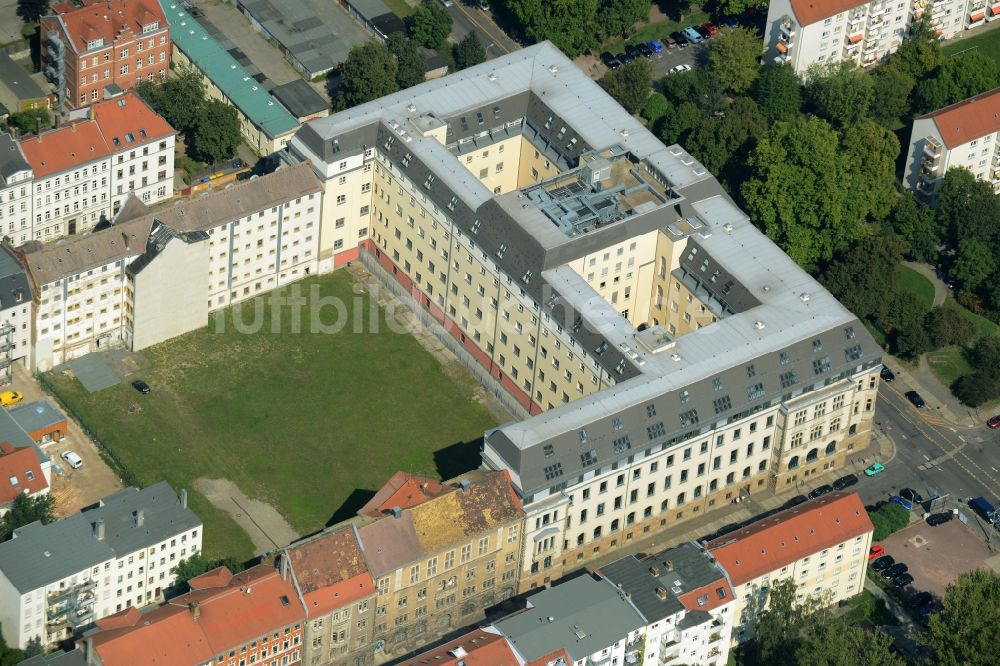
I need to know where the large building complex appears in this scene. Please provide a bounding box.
[40,0,170,109]
[0,482,201,649]
[763,0,987,73]
[289,41,881,594]
[705,491,873,642]
[903,86,1000,197]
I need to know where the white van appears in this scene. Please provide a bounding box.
[61,450,83,469]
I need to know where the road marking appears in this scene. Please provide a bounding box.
[923,454,931,461]
[454,5,511,54]
[959,435,966,442]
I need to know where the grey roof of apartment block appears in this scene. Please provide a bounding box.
[18,648,88,666]
[0,482,200,593]
[0,243,32,310]
[8,398,64,435]
[0,132,31,184]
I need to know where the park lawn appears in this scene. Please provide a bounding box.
[45,272,498,561]
[896,265,935,312]
[843,589,899,627]
[604,10,711,54]
[944,29,1000,68]
[926,345,973,388]
[382,0,417,18]
[946,297,999,339]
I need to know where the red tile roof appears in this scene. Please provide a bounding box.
[0,443,48,504]
[790,0,869,26]
[678,579,734,613]
[399,628,520,666]
[51,0,166,53]
[89,92,175,150]
[284,525,374,617]
[357,470,449,517]
[527,648,573,666]
[706,492,872,587]
[921,86,1000,149]
[90,564,306,666]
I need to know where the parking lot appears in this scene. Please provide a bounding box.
[878,516,996,599]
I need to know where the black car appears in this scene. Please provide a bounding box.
[785,494,808,508]
[832,474,859,491]
[808,484,834,499]
[637,42,654,58]
[132,380,151,395]
[672,31,689,47]
[871,555,895,572]
[880,366,895,382]
[905,390,926,408]
[909,591,933,608]
[884,562,909,579]
[926,511,953,526]
[893,573,915,588]
[600,52,621,69]
[900,488,923,504]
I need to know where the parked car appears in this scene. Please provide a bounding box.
[880,366,895,382]
[833,474,859,490]
[869,544,885,560]
[669,64,692,74]
[647,39,663,53]
[905,390,926,408]
[900,488,923,504]
[672,31,689,47]
[625,44,643,60]
[61,450,83,469]
[909,591,933,608]
[969,496,999,524]
[722,16,740,29]
[893,573,914,588]
[600,52,621,69]
[695,25,712,40]
[884,563,909,579]
[637,42,654,58]
[660,36,677,49]
[0,390,23,406]
[987,414,1000,429]
[864,462,885,477]
[700,22,719,37]
[785,494,808,508]
[683,26,703,43]
[808,484,833,499]
[871,555,895,572]
[891,495,913,511]
[132,380,151,395]
[926,511,953,526]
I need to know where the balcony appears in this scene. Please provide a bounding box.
[47,603,70,621]
[70,607,93,626]
[923,138,943,158]
[780,18,796,39]
[969,9,987,25]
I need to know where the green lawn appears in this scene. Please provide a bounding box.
[927,345,974,388]
[45,272,498,561]
[944,29,1000,68]
[947,297,1000,338]
[604,10,711,55]
[844,589,899,627]
[896,265,936,312]
[383,0,417,18]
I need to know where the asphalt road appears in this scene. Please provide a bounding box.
[447,2,519,59]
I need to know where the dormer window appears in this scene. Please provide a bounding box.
[86,38,104,50]
[142,22,159,33]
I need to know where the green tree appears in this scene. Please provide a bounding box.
[656,100,703,146]
[840,119,899,224]
[871,65,915,126]
[753,63,803,122]
[741,116,861,267]
[134,67,206,134]
[171,553,245,594]
[453,31,486,70]
[925,569,1000,666]
[894,319,932,358]
[0,625,25,666]
[796,619,904,666]
[748,578,825,665]
[709,27,762,94]
[641,93,670,127]
[191,100,241,164]
[387,33,427,88]
[661,68,727,114]
[409,0,453,50]
[925,306,975,349]
[4,107,51,135]
[685,96,768,185]
[889,15,943,81]
[887,192,940,263]
[952,370,1000,407]
[952,238,997,292]
[336,42,399,110]
[0,493,55,542]
[16,0,49,23]
[710,0,767,16]
[596,0,649,42]
[914,51,1000,114]
[936,167,1000,248]
[599,58,652,115]
[503,0,600,56]
[821,235,905,322]
[805,60,874,127]
[868,503,910,541]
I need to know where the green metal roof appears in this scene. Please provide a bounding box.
[158,0,299,140]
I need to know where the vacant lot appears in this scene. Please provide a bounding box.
[46,272,498,561]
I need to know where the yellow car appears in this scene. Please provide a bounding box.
[0,391,23,406]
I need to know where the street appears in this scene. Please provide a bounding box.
[447,2,519,59]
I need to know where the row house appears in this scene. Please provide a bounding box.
[85,564,304,666]
[0,243,33,376]
[0,482,201,649]
[40,0,170,109]
[15,92,175,244]
[903,86,1000,198]
[0,134,34,247]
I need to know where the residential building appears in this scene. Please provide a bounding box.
[353,470,523,663]
[762,0,988,74]
[84,564,305,666]
[40,0,170,109]
[280,525,377,666]
[492,571,646,666]
[17,92,175,242]
[18,649,87,666]
[344,0,407,41]
[21,162,322,371]
[159,0,300,155]
[0,53,50,113]
[705,491,873,643]
[599,542,735,665]
[0,242,33,376]
[397,627,524,666]
[0,133,34,249]
[0,441,49,517]
[288,41,883,594]
[903,86,1000,197]
[0,482,201,649]
[8,398,68,446]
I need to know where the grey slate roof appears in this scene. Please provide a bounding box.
[235,0,354,75]
[0,401,38,449]
[17,649,88,666]
[8,398,65,435]
[0,243,31,310]
[0,132,31,185]
[270,80,330,120]
[0,482,200,593]
[0,52,46,103]
[496,572,644,662]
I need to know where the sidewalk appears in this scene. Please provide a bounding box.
[881,354,982,428]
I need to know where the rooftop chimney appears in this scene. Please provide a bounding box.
[459,479,471,492]
[391,506,402,519]
[189,601,200,620]
[180,488,188,508]
[35,115,41,137]
[122,231,129,250]
[94,518,105,541]
[655,586,668,600]
[134,509,144,528]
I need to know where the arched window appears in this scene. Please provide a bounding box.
[806,448,819,463]
[788,456,799,470]
[825,441,837,455]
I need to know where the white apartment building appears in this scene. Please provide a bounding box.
[0,133,34,245]
[0,482,201,649]
[705,491,873,643]
[0,244,32,376]
[22,163,322,371]
[903,86,1000,197]
[763,0,986,73]
[16,92,174,244]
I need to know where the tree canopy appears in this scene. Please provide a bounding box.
[3,108,51,135]
[0,493,55,542]
[709,27,762,94]
[753,63,803,122]
[336,42,399,110]
[925,569,1000,666]
[821,235,905,323]
[598,58,653,115]
[135,67,205,133]
[805,60,874,127]
[191,99,241,164]
[16,0,50,23]
[387,33,427,89]
[796,619,904,666]
[501,0,648,56]
[0,626,24,666]
[453,32,487,70]
[914,51,1000,114]
[409,0,453,50]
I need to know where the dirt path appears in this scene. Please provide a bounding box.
[193,478,300,555]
